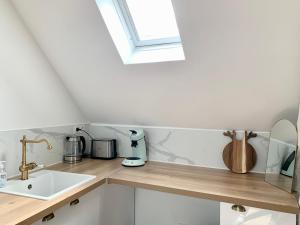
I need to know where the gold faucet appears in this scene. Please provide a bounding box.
[19,135,52,180]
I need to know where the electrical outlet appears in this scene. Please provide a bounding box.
[72,125,85,134]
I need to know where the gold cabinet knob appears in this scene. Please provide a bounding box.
[232,204,246,212]
[42,212,55,222]
[70,198,80,206]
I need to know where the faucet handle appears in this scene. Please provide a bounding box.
[27,162,38,170]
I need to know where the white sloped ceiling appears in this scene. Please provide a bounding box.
[12,0,300,130]
[0,0,86,131]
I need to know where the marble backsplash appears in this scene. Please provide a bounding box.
[0,122,271,177]
[0,124,87,177]
[88,124,270,173]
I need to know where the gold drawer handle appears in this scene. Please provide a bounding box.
[70,198,80,206]
[42,212,55,222]
[232,204,246,212]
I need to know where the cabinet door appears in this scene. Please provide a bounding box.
[220,202,296,225]
[32,186,103,225]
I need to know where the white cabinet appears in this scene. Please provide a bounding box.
[32,186,103,225]
[220,202,296,225]
[31,184,134,225]
[135,188,219,225]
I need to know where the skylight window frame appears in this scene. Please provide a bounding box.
[96,0,185,64]
[115,0,182,47]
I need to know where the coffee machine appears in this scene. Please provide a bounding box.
[122,129,147,167]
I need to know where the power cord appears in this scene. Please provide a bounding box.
[76,128,94,140]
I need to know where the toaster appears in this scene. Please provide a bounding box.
[91,139,117,159]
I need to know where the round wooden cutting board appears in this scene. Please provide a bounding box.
[223,131,257,174]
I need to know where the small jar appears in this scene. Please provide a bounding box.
[0,161,7,188]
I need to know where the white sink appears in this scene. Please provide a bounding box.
[0,170,96,200]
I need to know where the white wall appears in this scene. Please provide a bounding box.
[12,0,300,130]
[0,0,86,131]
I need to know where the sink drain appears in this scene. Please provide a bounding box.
[27,184,32,190]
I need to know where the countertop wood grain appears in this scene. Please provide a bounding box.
[108,161,299,214]
[0,159,298,225]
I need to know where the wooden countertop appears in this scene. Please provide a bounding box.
[108,161,299,214]
[0,159,299,225]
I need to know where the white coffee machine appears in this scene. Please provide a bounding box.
[122,129,147,167]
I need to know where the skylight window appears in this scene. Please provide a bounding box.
[96,0,185,64]
[118,0,181,46]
